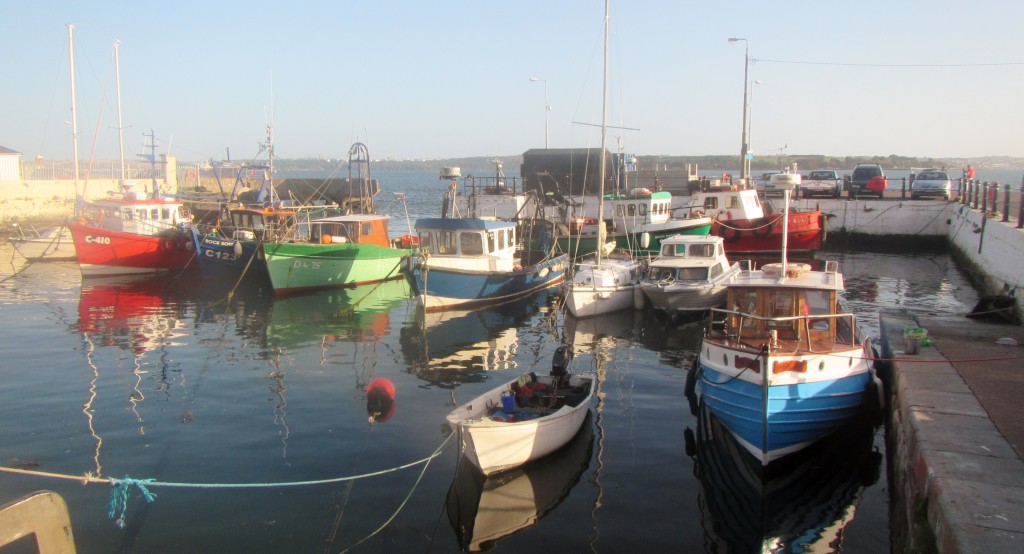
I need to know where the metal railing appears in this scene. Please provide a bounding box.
[958,178,1024,229]
[20,159,166,181]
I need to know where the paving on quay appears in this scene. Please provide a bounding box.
[879,309,1024,552]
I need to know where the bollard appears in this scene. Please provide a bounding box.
[973,180,981,209]
[982,182,989,213]
[1003,184,1011,223]
[958,177,966,204]
[1018,181,1024,229]
[901,176,907,199]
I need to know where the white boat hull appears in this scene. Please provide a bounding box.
[447,373,594,475]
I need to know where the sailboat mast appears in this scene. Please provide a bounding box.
[114,40,126,181]
[596,0,610,265]
[67,24,81,195]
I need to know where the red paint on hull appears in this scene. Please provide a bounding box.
[70,222,194,276]
[713,211,824,254]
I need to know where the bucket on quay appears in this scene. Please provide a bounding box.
[501,391,516,413]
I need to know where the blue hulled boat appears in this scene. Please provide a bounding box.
[409,217,569,312]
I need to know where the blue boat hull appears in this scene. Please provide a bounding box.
[410,254,569,311]
[189,227,269,282]
[697,365,873,465]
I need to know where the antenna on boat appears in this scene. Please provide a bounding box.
[769,169,800,277]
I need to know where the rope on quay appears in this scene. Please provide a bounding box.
[0,433,453,528]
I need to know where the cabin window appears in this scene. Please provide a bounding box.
[689,243,715,258]
[732,289,758,330]
[136,209,147,220]
[703,197,718,210]
[677,267,708,281]
[487,232,496,254]
[767,291,794,330]
[800,289,832,331]
[660,244,674,257]
[162,208,171,220]
[726,196,741,209]
[616,205,624,217]
[709,264,723,279]
[651,268,675,281]
[361,223,373,237]
[627,204,636,217]
[418,231,433,253]
[497,230,505,250]
[638,204,647,216]
[438,231,457,255]
[461,232,483,256]
[506,228,515,249]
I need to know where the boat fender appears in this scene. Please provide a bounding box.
[752,218,773,239]
[321,234,333,244]
[719,224,741,242]
[641,231,651,249]
[690,210,704,219]
[233,241,243,257]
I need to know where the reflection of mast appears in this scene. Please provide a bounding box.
[589,340,608,549]
[81,333,103,478]
[268,352,289,460]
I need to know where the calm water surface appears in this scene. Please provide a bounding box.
[0,173,981,552]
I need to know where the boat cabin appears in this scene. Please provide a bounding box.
[682,189,765,221]
[414,217,519,272]
[80,194,190,236]
[716,262,856,352]
[308,214,392,247]
[226,207,297,241]
[573,190,673,233]
[649,236,731,282]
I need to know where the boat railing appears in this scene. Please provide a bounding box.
[708,307,859,351]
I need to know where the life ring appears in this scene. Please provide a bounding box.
[719,224,742,242]
[400,234,418,248]
[690,210,704,219]
[751,218,773,239]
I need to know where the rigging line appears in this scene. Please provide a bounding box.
[0,433,453,489]
[752,57,1024,67]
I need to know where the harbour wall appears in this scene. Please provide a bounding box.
[799,196,1023,321]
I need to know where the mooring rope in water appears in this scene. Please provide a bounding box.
[0,433,453,528]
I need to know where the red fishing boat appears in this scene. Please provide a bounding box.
[70,185,194,276]
[683,188,825,255]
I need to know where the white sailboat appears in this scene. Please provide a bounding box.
[564,0,645,318]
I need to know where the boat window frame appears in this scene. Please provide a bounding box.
[460,231,484,256]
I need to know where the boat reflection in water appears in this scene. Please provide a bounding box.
[402,292,554,387]
[562,307,642,354]
[446,412,594,551]
[686,402,882,552]
[263,277,412,351]
[77,274,185,356]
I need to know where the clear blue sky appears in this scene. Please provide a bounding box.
[4,1,1023,163]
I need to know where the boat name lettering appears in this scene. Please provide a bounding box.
[205,238,235,247]
[291,260,322,270]
[85,235,112,245]
[204,250,238,261]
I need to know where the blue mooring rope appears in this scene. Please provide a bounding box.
[106,476,157,528]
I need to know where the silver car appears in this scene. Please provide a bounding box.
[911,169,951,200]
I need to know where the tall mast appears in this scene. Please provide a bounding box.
[114,40,126,181]
[67,24,81,196]
[596,0,610,265]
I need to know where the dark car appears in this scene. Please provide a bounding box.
[850,164,887,199]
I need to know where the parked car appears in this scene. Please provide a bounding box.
[754,172,782,196]
[910,169,952,200]
[799,170,842,198]
[850,164,887,198]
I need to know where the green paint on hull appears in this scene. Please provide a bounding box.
[264,242,413,292]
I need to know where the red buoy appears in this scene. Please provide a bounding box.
[366,377,396,423]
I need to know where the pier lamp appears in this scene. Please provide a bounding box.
[529,77,550,149]
[728,38,750,181]
[747,80,761,180]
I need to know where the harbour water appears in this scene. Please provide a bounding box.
[0,170,983,552]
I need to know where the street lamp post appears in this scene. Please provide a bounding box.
[747,80,761,179]
[529,77,549,148]
[728,38,749,181]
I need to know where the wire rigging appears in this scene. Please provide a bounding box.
[752,57,1024,67]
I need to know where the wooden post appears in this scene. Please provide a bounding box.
[901,176,907,199]
[981,182,989,213]
[1018,181,1024,229]
[973,180,980,209]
